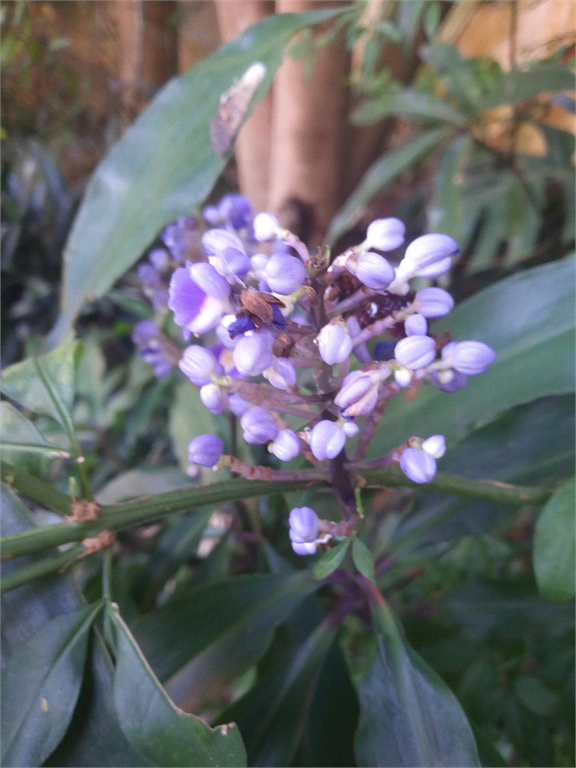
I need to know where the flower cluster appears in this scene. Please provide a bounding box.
[135,194,496,555]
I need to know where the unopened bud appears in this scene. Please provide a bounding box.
[399,447,437,484]
[310,420,346,460]
[318,323,353,365]
[188,434,224,467]
[394,335,436,369]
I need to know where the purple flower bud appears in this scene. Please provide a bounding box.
[342,421,360,437]
[310,420,346,460]
[264,254,306,295]
[211,247,251,283]
[132,320,160,345]
[416,257,453,279]
[229,393,252,417]
[217,193,253,229]
[318,324,353,365]
[442,341,496,376]
[366,218,406,251]
[233,332,274,377]
[422,434,446,459]
[250,253,269,280]
[404,313,428,336]
[335,371,375,416]
[179,345,217,386]
[354,251,396,290]
[269,429,301,461]
[265,358,297,390]
[253,212,280,242]
[414,287,454,318]
[241,406,278,445]
[201,228,244,257]
[429,368,468,392]
[335,371,370,406]
[188,434,224,467]
[161,217,198,262]
[168,266,228,334]
[138,262,161,287]
[203,205,221,226]
[403,234,459,272]
[394,335,436,369]
[292,541,317,556]
[399,447,437,484]
[149,248,171,272]
[288,506,319,543]
[200,383,227,415]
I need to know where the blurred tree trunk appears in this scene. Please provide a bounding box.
[115,0,178,129]
[267,0,351,247]
[214,0,275,213]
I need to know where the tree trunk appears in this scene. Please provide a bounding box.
[268,0,351,247]
[214,0,275,212]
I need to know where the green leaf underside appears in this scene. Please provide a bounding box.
[534,476,576,602]
[368,256,575,458]
[132,572,319,713]
[327,127,447,244]
[354,600,480,767]
[313,539,350,579]
[0,342,80,424]
[110,608,247,767]
[1,602,102,768]
[49,7,348,345]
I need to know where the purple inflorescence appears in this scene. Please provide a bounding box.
[135,196,497,556]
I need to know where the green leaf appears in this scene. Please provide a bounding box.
[352,538,376,582]
[244,620,337,767]
[0,401,69,475]
[390,395,575,554]
[327,127,448,244]
[353,89,466,127]
[480,64,575,110]
[514,674,558,717]
[110,607,247,767]
[48,7,349,345]
[313,538,350,579]
[1,484,144,767]
[354,599,480,767]
[368,256,576,458]
[534,476,575,602]
[132,572,319,711]
[169,378,226,472]
[1,602,102,767]
[0,341,80,425]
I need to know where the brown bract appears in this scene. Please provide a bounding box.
[240,290,285,326]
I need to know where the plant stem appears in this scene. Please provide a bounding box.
[0,544,85,594]
[1,460,554,559]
